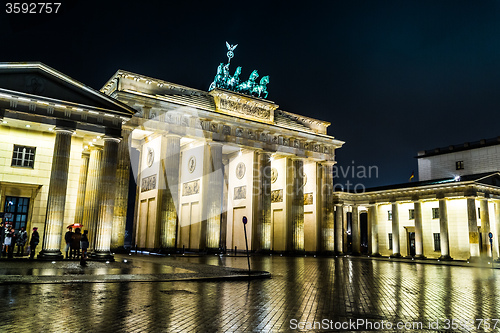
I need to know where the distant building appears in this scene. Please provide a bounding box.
[334,138,500,261]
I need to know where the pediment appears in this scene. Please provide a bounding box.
[0,62,135,117]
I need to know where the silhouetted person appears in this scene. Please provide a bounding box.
[71,228,82,259]
[80,230,89,266]
[16,227,27,256]
[64,226,73,259]
[6,227,16,258]
[29,227,39,260]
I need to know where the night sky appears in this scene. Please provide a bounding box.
[2,0,500,188]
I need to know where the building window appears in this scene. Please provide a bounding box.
[432,208,439,219]
[388,233,393,250]
[11,145,36,168]
[409,209,415,220]
[456,161,464,170]
[388,210,392,221]
[433,233,441,251]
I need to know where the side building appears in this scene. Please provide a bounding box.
[334,137,500,261]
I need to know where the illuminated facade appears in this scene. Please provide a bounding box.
[333,139,500,261]
[0,62,344,259]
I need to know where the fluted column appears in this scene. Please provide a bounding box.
[82,146,103,250]
[494,201,500,260]
[220,157,229,252]
[111,129,131,249]
[92,136,120,260]
[201,142,223,251]
[439,198,452,260]
[321,162,335,252]
[467,197,480,260]
[158,134,181,249]
[38,127,74,260]
[480,198,491,257]
[291,158,304,252]
[351,205,361,255]
[253,151,271,251]
[335,204,343,254]
[414,200,424,258]
[73,151,90,226]
[391,202,401,257]
[368,204,379,256]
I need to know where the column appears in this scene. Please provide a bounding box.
[494,201,500,260]
[82,146,103,250]
[201,142,223,251]
[414,200,425,258]
[368,204,379,256]
[480,198,491,257]
[334,204,344,254]
[111,129,132,249]
[439,198,452,260]
[467,197,480,260]
[38,127,74,260]
[351,205,361,255]
[253,151,271,251]
[391,202,401,257]
[220,157,229,252]
[73,151,90,226]
[158,134,181,249]
[321,162,335,253]
[291,158,304,251]
[92,136,120,260]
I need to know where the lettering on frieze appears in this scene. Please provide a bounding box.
[219,99,271,121]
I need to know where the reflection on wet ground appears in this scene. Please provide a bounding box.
[1,255,499,332]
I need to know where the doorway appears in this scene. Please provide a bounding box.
[3,196,30,230]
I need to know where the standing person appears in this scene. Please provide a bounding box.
[16,227,27,256]
[4,226,13,257]
[80,230,89,266]
[29,227,39,260]
[0,222,4,256]
[64,226,73,259]
[71,228,82,260]
[7,227,16,259]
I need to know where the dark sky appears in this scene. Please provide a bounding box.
[2,0,500,188]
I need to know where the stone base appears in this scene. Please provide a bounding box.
[467,256,481,263]
[110,246,130,254]
[438,255,453,261]
[390,253,402,258]
[90,251,115,262]
[370,253,381,257]
[37,250,64,261]
[414,254,426,259]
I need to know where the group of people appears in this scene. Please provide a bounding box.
[0,223,90,260]
[64,227,90,260]
[0,223,39,259]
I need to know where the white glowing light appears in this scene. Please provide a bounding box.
[454,176,461,181]
[25,124,30,128]
[105,261,110,264]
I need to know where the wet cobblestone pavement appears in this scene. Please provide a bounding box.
[1,255,500,332]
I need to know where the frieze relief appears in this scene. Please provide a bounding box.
[141,175,157,193]
[182,179,200,196]
[304,193,313,205]
[271,189,283,203]
[234,185,246,200]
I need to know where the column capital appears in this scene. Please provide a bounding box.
[164,133,182,139]
[54,127,75,134]
[208,140,224,147]
[103,135,121,143]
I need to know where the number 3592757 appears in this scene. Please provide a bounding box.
[6,3,61,14]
